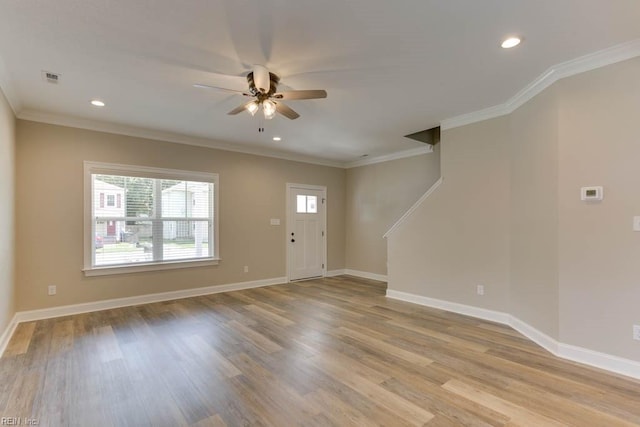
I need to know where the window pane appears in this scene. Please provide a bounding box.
[163,220,210,260]
[296,195,307,213]
[161,180,187,217]
[307,196,317,213]
[94,177,126,217]
[125,177,155,218]
[95,221,152,266]
[186,181,212,218]
[88,165,217,271]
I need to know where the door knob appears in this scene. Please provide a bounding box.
[291,239,295,243]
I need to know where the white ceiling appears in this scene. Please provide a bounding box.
[1,0,639,165]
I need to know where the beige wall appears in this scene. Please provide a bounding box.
[509,86,559,338]
[345,147,440,275]
[15,121,345,310]
[558,59,640,358]
[0,87,15,334]
[388,57,640,361]
[388,117,511,313]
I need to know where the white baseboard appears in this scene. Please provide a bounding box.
[0,314,18,357]
[508,313,559,355]
[385,288,640,380]
[557,343,640,380]
[386,289,510,324]
[12,276,287,324]
[326,269,346,277]
[343,269,388,282]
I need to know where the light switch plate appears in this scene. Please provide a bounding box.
[270,218,281,226]
[633,217,640,232]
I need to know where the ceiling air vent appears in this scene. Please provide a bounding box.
[41,71,60,84]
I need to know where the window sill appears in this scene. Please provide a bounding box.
[83,258,220,277]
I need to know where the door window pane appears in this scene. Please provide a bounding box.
[307,196,317,213]
[297,195,307,213]
[297,195,318,213]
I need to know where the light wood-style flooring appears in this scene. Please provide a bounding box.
[1,276,640,426]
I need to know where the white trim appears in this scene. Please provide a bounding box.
[326,269,347,277]
[345,146,433,169]
[385,289,640,380]
[13,277,287,324]
[557,343,640,380]
[83,161,219,274]
[6,40,640,165]
[508,314,559,355]
[441,38,640,130]
[17,109,432,170]
[386,289,510,324]
[17,110,344,169]
[0,315,19,357]
[286,183,328,282]
[84,161,220,182]
[384,177,443,238]
[0,54,20,115]
[83,258,220,277]
[344,269,388,283]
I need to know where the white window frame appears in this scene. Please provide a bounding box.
[83,161,220,276]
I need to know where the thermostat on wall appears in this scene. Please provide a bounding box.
[581,186,603,201]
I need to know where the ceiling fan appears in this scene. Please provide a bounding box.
[194,65,327,120]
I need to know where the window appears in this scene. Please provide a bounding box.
[84,162,219,275]
[296,195,318,213]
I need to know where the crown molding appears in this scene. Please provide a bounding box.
[17,109,346,168]
[0,54,21,115]
[441,38,640,130]
[345,146,433,169]
[18,109,434,169]
[8,39,640,165]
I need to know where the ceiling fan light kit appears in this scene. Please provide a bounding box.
[262,100,277,120]
[195,65,327,121]
[246,101,259,116]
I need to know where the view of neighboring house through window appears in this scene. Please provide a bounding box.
[85,162,218,273]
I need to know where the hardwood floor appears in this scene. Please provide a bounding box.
[1,276,640,426]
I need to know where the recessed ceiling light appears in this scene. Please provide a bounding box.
[90,99,105,107]
[272,136,282,141]
[501,37,522,49]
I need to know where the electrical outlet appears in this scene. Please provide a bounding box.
[633,325,640,341]
[243,266,249,273]
[476,284,484,296]
[48,285,57,296]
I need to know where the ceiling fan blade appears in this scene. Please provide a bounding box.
[275,102,300,120]
[272,90,327,100]
[193,83,251,96]
[228,101,254,115]
[253,65,270,93]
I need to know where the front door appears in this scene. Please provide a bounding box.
[287,184,326,281]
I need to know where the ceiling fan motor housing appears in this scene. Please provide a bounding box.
[247,71,280,98]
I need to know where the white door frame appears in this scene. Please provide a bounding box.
[286,183,327,282]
